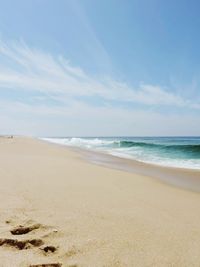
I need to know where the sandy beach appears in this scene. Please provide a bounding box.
[1,137,200,267]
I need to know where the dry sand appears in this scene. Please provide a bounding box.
[0,137,200,267]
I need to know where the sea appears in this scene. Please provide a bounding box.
[42,136,200,170]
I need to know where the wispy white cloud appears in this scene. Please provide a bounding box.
[0,39,199,110]
[0,39,200,136]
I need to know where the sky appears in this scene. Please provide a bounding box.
[0,0,200,136]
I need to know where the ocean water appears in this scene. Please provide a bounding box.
[42,137,200,170]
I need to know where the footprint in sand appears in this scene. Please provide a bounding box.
[0,238,43,250]
[0,220,63,266]
[40,245,57,253]
[10,223,41,235]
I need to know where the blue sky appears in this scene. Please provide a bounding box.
[0,0,200,136]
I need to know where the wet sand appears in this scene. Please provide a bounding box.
[0,137,200,266]
[75,147,200,192]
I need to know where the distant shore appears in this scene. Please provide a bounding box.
[1,136,200,266]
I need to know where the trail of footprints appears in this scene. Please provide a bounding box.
[0,220,63,267]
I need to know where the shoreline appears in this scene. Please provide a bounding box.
[41,139,200,193]
[41,136,200,170]
[1,137,200,266]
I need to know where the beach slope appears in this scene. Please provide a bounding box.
[0,137,200,266]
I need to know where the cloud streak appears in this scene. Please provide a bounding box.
[0,39,199,110]
[0,39,200,136]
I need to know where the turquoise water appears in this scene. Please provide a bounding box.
[42,137,200,169]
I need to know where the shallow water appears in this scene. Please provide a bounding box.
[41,136,200,170]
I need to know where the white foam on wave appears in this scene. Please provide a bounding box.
[41,137,200,170]
[41,137,114,148]
[108,150,200,169]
